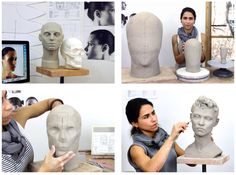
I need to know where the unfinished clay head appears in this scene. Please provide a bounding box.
[126,12,162,78]
[61,38,86,69]
[184,38,201,73]
[220,47,228,64]
[39,22,64,68]
[185,96,222,158]
[47,105,81,171]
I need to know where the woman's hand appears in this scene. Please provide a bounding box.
[38,145,75,172]
[169,122,188,141]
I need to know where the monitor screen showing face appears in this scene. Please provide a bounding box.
[2,40,30,83]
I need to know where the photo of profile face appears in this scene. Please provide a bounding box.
[2,47,18,79]
[85,2,115,26]
[47,105,81,157]
[39,22,64,51]
[84,30,114,60]
[190,98,219,137]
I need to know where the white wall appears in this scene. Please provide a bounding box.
[7,85,118,161]
[2,1,114,83]
[122,0,206,68]
[122,85,235,172]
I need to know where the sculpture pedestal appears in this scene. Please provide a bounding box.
[176,67,210,83]
[177,154,229,172]
[30,161,102,172]
[208,59,234,78]
[36,66,89,83]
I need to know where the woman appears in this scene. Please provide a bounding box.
[2,90,75,172]
[172,7,206,68]
[2,47,18,80]
[125,98,188,172]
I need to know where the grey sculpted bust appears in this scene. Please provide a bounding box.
[184,38,201,73]
[47,105,82,171]
[60,37,86,69]
[185,96,222,158]
[39,22,64,68]
[126,12,162,78]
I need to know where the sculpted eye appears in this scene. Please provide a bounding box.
[44,32,50,37]
[54,32,61,37]
[49,127,59,134]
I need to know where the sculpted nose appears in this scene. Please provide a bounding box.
[198,117,205,125]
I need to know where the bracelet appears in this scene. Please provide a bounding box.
[49,99,64,110]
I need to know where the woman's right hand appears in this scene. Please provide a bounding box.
[169,122,188,141]
[38,145,75,172]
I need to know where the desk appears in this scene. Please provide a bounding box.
[122,67,234,83]
[177,155,229,172]
[36,66,89,83]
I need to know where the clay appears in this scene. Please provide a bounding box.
[126,12,162,78]
[39,22,64,68]
[184,39,201,73]
[47,105,81,171]
[185,96,222,158]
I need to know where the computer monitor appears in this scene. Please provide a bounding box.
[2,40,30,83]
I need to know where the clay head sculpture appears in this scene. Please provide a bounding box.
[60,38,86,69]
[39,22,64,68]
[126,12,162,78]
[185,96,222,158]
[184,38,201,73]
[47,105,81,171]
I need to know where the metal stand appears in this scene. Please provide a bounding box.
[60,77,64,84]
[202,164,206,172]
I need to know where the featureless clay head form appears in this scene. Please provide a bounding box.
[47,105,81,171]
[184,38,201,73]
[126,12,162,78]
[61,38,86,69]
[39,22,64,68]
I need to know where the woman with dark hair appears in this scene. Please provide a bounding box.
[2,47,18,80]
[84,29,114,60]
[125,98,188,172]
[172,7,206,68]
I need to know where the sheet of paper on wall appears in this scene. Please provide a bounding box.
[91,126,115,156]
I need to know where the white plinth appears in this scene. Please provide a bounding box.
[208,59,234,69]
[176,67,210,82]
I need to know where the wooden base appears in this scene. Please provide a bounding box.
[177,154,230,165]
[30,161,102,172]
[36,66,89,77]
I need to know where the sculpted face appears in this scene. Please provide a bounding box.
[39,22,64,51]
[191,106,218,137]
[47,105,81,157]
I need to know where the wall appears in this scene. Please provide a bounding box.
[122,0,206,68]
[122,85,235,172]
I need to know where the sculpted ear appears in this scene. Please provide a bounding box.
[39,34,42,41]
[214,118,219,127]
